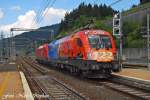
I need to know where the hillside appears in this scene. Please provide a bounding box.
[57,2,150,48]
[58,3,116,37]
[15,23,60,41]
[0,24,60,56]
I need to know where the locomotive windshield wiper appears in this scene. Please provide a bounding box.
[98,36,104,49]
[100,35,112,49]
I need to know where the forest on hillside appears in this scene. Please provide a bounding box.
[59,3,117,34]
[56,2,148,48]
[140,0,150,4]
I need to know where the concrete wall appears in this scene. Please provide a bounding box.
[123,48,147,59]
[123,7,150,23]
[105,6,150,26]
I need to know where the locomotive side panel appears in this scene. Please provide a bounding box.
[48,41,59,59]
[35,44,48,62]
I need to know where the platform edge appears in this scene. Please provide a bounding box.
[19,71,34,100]
[113,73,150,83]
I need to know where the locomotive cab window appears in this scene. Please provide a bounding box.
[101,36,112,48]
[88,35,112,49]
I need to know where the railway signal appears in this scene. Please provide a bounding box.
[113,13,122,70]
[113,13,121,36]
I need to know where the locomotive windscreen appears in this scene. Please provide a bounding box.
[88,35,112,49]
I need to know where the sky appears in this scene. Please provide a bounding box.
[0,0,140,36]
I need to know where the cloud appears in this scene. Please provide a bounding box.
[0,7,67,36]
[10,6,21,11]
[0,8,4,19]
[42,7,66,25]
[0,10,37,36]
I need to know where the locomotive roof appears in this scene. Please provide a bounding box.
[82,29,110,35]
[37,43,48,49]
[47,29,111,46]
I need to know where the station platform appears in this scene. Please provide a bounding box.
[0,62,30,100]
[113,68,150,81]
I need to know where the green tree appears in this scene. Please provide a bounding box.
[140,0,150,4]
[122,20,145,47]
[59,3,116,33]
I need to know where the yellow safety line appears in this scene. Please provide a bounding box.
[0,72,10,99]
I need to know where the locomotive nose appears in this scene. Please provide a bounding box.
[88,50,114,62]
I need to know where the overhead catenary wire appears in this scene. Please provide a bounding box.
[31,0,50,26]
[36,0,53,24]
[38,0,57,25]
[31,0,52,26]
[109,0,124,6]
[92,0,124,7]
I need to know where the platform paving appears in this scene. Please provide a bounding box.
[0,62,25,100]
[114,68,150,81]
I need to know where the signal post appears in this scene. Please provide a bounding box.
[147,14,150,70]
[113,13,123,70]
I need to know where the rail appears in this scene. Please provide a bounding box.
[21,57,87,100]
[100,74,150,100]
[20,59,50,100]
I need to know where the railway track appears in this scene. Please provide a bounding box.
[97,74,150,100]
[123,63,147,69]
[20,59,51,100]
[20,57,87,100]
[21,57,150,100]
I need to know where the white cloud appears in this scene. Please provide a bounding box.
[0,7,67,36]
[0,8,4,19]
[10,6,21,11]
[42,7,66,25]
[0,10,37,36]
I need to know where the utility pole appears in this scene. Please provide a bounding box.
[113,12,122,70]
[0,32,5,62]
[0,32,3,61]
[120,13,123,70]
[51,30,54,41]
[6,34,9,59]
[10,30,16,61]
[147,13,150,70]
[2,33,6,60]
[8,34,11,58]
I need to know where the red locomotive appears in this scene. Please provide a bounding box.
[35,29,120,78]
[35,43,48,62]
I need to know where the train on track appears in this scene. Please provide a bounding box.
[35,29,120,78]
